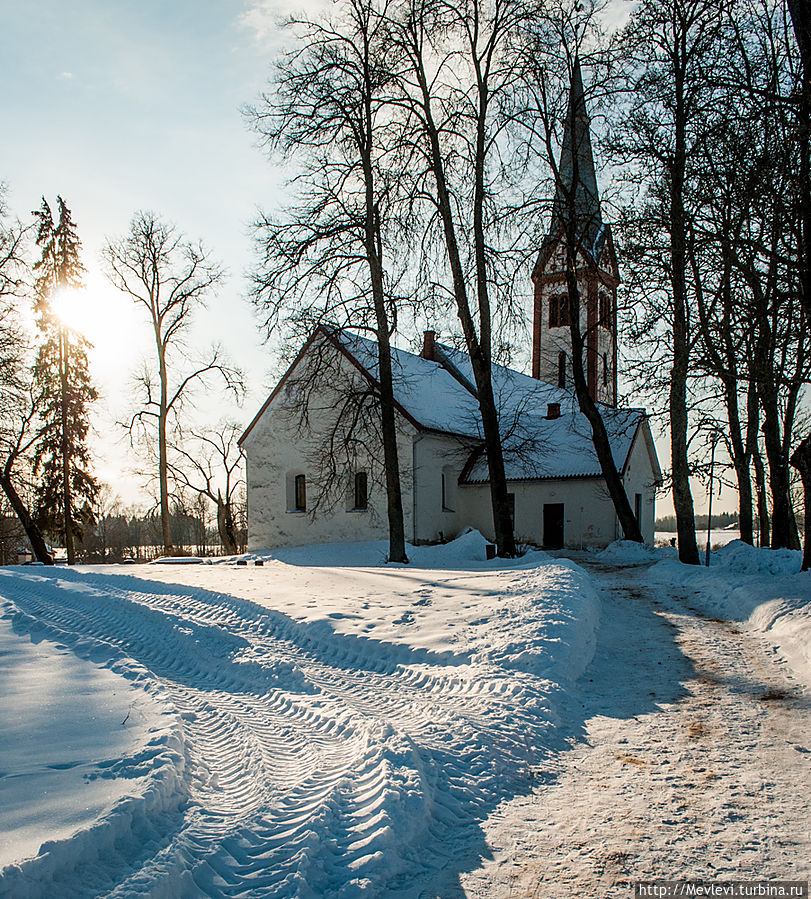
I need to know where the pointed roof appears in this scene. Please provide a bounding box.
[535,56,607,271]
[239,327,654,482]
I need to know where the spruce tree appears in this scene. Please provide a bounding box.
[31,196,98,564]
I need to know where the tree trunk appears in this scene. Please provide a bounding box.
[414,66,515,557]
[59,328,75,564]
[669,82,700,563]
[216,496,238,555]
[790,435,811,570]
[761,389,799,549]
[0,472,54,564]
[723,380,754,545]
[157,344,174,555]
[751,444,770,548]
[361,78,408,564]
[564,262,642,542]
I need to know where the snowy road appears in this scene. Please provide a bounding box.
[462,558,811,898]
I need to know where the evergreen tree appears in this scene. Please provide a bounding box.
[31,196,98,563]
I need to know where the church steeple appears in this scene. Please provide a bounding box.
[530,56,619,406]
[548,55,604,259]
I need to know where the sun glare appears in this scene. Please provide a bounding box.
[50,287,94,339]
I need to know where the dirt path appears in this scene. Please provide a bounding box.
[460,561,811,898]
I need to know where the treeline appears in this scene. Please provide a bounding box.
[0,497,247,565]
[655,512,739,533]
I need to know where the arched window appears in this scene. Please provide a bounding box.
[548,294,570,328]
[558,351,567,388]
[294,474,306,511]
[353,471,368,510]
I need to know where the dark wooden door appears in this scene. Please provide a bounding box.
[543,503,565,549]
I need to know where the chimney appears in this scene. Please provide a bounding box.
[421,330,436,361]
[547,402,561,419]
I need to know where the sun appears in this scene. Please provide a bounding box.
[50,286,96,340]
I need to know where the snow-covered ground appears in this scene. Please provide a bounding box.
[0,535,809,897]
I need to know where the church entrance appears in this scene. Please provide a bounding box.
[543,503,565,549]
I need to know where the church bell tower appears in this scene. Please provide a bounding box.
[531,57,619,407]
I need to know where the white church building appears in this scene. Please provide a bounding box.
[239,60,661,551]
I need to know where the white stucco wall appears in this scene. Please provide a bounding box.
[459,478,618,548]
[619,419,659,544]
[410,433,472,544]
[243,344,416,551]
[456,421,659,549]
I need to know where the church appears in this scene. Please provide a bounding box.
[239,60,661,552]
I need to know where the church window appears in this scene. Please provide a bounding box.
[294,474,307,511]
[599,291,612,330]
[602,353,608,387]
[548,294,569,328]
[353,471,368,510]
[558,352,567,388]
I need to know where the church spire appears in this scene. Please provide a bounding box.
[548,55,604,259]
[530,55,619,406]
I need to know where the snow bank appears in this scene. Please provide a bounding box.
[0,539,600,896]
[646,540,811,690]
[596,539,665,565]
[237,528,537,570]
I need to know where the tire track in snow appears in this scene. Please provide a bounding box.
[0,560,597,897]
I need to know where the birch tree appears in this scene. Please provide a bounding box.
[103,212,241,555]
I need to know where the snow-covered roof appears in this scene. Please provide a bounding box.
[343,328,650,481]
[240,325,652,482]
[333,330,481,438]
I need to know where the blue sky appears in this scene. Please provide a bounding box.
[1,1,291,502]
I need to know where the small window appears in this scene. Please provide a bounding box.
[558,351,567,388]
[353,471,368,510]
[635,492,642,527]
[548,294,569,328]
[294,474,306,511]
[599,291,611,329]
[547,402,561,419]
[603,352,608,387]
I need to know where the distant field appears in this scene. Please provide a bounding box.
[655,528,745,549]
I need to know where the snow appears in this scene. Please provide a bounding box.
[1,535,808,896]
[645,539,811,691]
[0,533,599,896]
[335,329,646,480]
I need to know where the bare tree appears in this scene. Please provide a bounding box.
[788,0,811,564]
[248,0,410,562]
[388,0,549,556]
[169,422,244,555]
[610,0,730,563]
[103,212,242,555]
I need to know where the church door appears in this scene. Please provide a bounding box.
[543,503,565,549]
